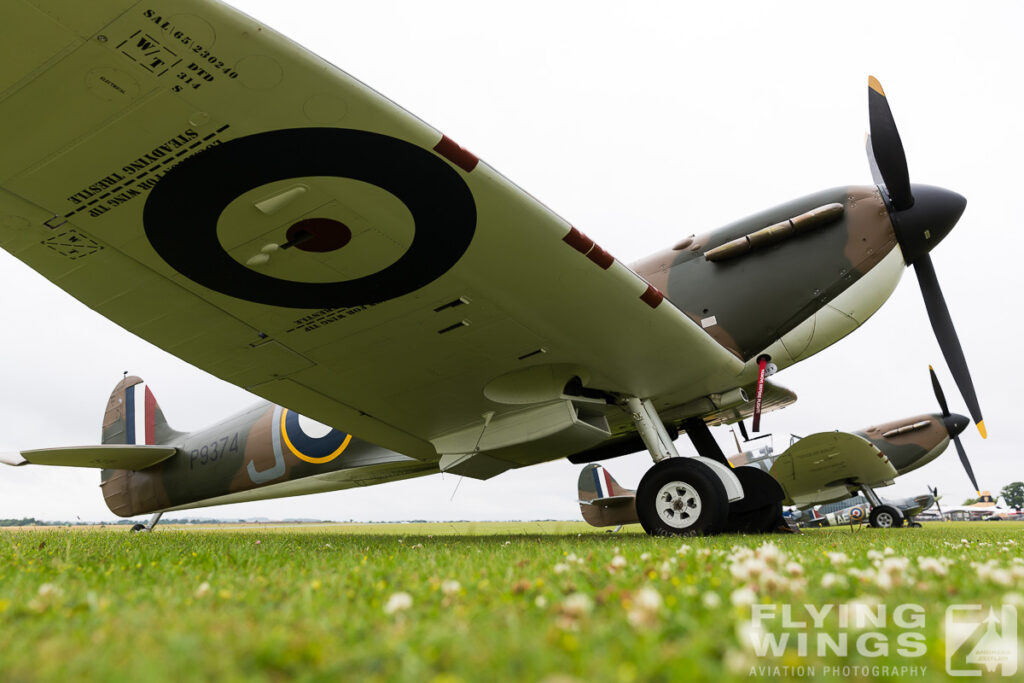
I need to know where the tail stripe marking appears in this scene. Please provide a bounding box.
[132,384,147,446]
[124,383,151,445]
[603,468,615,497]
[591,466,605,498]
[144,386,156,445]
[124,384,136,444]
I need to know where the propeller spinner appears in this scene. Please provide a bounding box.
[866,77,985,439]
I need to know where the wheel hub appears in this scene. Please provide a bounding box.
[655,481,702,529]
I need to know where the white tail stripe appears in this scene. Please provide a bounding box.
[134,384,147,445]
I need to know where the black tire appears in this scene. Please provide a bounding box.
[129,523,146,532]
[723,466,786,534]
[636,458,728,536]
[908,521,922,528]
[869,505,904,528]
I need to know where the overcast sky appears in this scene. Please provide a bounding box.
[1,0,1021,522]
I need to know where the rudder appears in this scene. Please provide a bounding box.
[102,375,178,445]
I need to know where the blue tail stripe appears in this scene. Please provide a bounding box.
[591,467,603,498]
[125,387,135,444]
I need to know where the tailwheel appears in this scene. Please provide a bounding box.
[869,504,904,528]
[908,521,923,528]
[636,458,728,536]
[722,466,787,534]
[129,523,146,532]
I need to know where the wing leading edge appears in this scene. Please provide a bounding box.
[0,1,744,469]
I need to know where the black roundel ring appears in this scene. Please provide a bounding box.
[142,128,477,309]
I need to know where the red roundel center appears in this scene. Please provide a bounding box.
[286,218,352,253]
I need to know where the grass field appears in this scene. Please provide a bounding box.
[1,522,1022,682]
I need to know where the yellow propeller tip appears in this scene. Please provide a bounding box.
[977,420,987,439]
[868,76,885,96]
[928,364,934,371]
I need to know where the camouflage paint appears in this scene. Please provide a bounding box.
[576,463,639,528]
[634,185,897,361]
[100,376,427,517]
[855,413,958,475]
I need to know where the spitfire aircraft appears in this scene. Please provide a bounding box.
[787,493,936,529]
[0,0,985,535]
[728,368,977,528]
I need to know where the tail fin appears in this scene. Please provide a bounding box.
[102,375,178,445]
[577,464,639,528]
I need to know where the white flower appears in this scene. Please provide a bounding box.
[634,587,662,611]
[827,552,849,566]
[756,542,782,565]
[676,544,691,555]
[917,556,949,576]
[441,580,460,596]
[785,561,804,577]
[610,555,627,570]
[640,552,651,562]
[534,595,547,608]
[627,587,662,628]
[702,591,722,608]
[194,581,211,598]
[731,587,757,606]
[821,572,844,589]
[867,549,884,562]
[560,592,593,617]
[554,563,569,575]
[384,591,413,614]
[883,547,895,556]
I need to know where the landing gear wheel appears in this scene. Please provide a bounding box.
[722,466,787,534]
[869,505,904,528]
[130,523,146,532]
[636,458,728,536]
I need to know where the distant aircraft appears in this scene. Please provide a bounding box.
[936,492,1004,521]
[0,1,985,535]
[787,493,935,529]
[726,368,976,528]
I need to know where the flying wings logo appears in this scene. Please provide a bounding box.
[946,605,1019,676]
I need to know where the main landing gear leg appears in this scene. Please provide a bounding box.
[681,418,788,535]
[863,485,904,528]
[623,398,741,537]
[131,512,163,533]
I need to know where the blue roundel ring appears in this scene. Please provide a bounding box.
[280,409,351,464]
[850,506,866,520]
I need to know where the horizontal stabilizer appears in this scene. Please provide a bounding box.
[578,495,635,507]
[0,445,177,470]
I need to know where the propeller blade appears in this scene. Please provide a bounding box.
[867,76,914,210]
[929,366,950,417]
[865,133,884,186]
[915,254,986,437]
[952,434,980,495]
